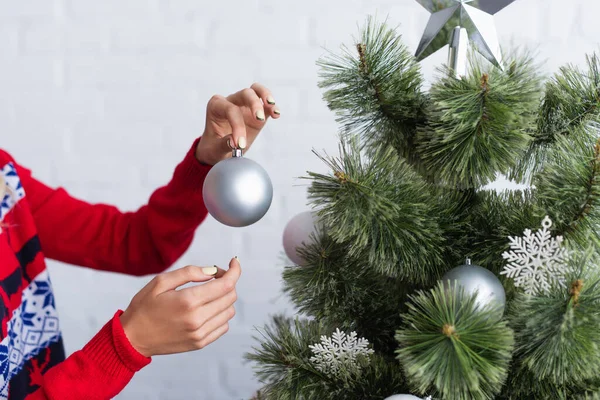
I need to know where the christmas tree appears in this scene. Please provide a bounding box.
[246,2,600,399]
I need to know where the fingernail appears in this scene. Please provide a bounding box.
[267,96,276,105]
[202,266,218,276]
[238,136,247,149]
[274,109,281,115]
[227,138,233,149]
[256,110,265,121]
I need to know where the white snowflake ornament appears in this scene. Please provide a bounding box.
[500,216,569,295]
[309,328,374,377]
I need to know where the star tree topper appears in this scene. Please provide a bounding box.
[415,0,516,69]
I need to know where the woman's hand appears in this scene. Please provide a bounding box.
[195,83,280,166]
[119,258,241,357]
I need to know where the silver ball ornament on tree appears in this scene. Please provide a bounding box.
[282,210,321,265]
[442,259,506,312]
[384,395,423,400]
[202,147,273,227]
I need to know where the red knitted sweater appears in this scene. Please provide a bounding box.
[0,138,211,399]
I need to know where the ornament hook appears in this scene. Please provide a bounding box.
[465,258,472,265]
[227,139,243,158]
[232,148,243,158]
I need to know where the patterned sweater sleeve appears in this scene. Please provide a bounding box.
[25,311,150,400]
[17,138,212,276]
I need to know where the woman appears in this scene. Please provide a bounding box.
[0,83,280,399]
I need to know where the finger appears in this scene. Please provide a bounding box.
[224,257,241,279]
[211,134,234,157]
[227,88,266,124]
[195,288,237,322]
[214,265,227,279]
[196,322,230,349]
[182,257,241,304]
[250,82,280,119]
[195,305,236,340]
[208,95,247,148]
[152,265,218,294]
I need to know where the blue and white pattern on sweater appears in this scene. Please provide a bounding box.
[0,162,26,223]
[0,163,62,398]
[0,270,61,398]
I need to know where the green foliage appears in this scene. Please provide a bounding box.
[417,52,541,189]
[245,316,333,400]
[395,282,514,400]
[317,16,427,162]
[305,140,445,281]
[534,125,600,245]
[249,15,600,400]
[245,316,407,400]
[539,53,600,142]
[505,250,600,398]
[283,233,414,354]
[461,189,543,276]
[515,53,600,180]
[499,368,600,400]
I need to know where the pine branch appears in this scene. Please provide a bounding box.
[304,139,446,282]
[514,52,600,180]
[499,368,600,400]
[317,16,427,162]
[282,233,419,354]
[459,189,544,277]
[534,124,600,246]
[504,250,600,398]
[539,53,600,141]
[417,51,541,189]
[246,316,408,400]
[245,316,331,400]
[395,282,514,400]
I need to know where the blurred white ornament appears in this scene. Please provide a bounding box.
[282,210,321,265]
[384,395,424,400]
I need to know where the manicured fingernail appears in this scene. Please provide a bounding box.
[227,138,233,149]
[267,96,276,105]
[256,110,265,121]
[274,109,281,115]
[202,266,218,276]
[238,136,247,149]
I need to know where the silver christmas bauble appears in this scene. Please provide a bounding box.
[442,259,506,312]
[282,210,321,265]
[384,395,422,400]
[202,149,273,227]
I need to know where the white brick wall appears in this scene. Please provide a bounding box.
[2,0,599,398]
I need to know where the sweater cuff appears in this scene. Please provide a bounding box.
[82,310,151,377]
[172,137,213,193]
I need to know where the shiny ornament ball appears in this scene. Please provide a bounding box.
[384,395,422,400]
[442,260,506,312]
[282,211,321,265]
[202,152,273,227]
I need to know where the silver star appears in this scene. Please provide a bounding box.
[415,0,516,69]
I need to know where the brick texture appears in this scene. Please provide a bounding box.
[2,0,600,398]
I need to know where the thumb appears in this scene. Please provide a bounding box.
[222,257,242,281]
[153,265,219,294]
[229,256,241,269]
